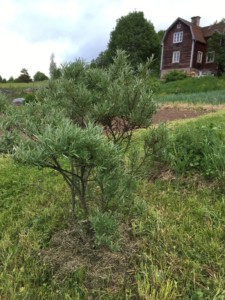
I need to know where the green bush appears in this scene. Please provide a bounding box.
[24,93,36,104]
[0,94,10,113]
[163,70,188,82]
[168,122,225,180]
[90,211,120,251]
[140,124,171,179]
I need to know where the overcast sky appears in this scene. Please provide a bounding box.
[0,0,224,80]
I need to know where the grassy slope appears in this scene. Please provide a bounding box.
[155,76,225,105]
[1,111,225,299]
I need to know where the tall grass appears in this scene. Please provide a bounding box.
[155,90,225,105]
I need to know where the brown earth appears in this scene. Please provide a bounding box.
[152,104,225,124]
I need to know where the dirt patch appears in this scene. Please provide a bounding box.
[41,222,139,294]
[152,104,225,124]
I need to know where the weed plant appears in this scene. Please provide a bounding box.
[166,111,225,182]
[90,211,121,251]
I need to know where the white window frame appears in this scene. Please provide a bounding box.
[197,51,203,63]
[173,31,183,43]
[172,51,180,63]
[206,51,215,63]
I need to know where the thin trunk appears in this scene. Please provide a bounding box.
[70,158,77,221]
[80,165,89,217]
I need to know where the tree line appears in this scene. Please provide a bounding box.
[0,69,49,84]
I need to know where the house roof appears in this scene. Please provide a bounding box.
[162,17,225,44]
[203,22,225,38]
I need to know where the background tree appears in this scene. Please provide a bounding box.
[0,75,7,83]
[33,71,49,82]
[208,32,225,76]
[8,76,14,83]
[90,50,111,68]
[106,11,161,71]
[208,19,225,76]
[157,30,165,44]
[15,68,32,83]
[49,53,61,79]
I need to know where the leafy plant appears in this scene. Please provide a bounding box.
[163,70,188,82]
[90,211,121,251]
[167,119,225,181]
[13,119,124,219]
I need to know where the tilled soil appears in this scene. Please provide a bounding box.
[152,104,224,124]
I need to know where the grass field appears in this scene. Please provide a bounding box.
[0,82,45,89]
[155,90,225,105]
[154,76,225,105]
[1,108,225,299]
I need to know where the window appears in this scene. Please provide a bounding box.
[197,51,203,63]
[173,31,183,43]
[177,23,181,29]
[172,51,180,63]
[206,51,215,63]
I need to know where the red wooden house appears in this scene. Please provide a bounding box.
[160,16,225,78]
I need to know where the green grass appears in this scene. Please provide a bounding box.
[132,180,225,299]
[0,82,46,89]
[158,76,225,95]
[0,157,74,299]
[0,81,48,104]
[154,76,225,104]
[155,90,225,105]
[1,112,225,299]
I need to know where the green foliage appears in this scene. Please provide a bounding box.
[37,50,157,148]
[33,71,48,82]
[0,75,7,83]
[142,124,171,178]
[90,211,120,251]
[90,50,111,68]
[127,124,171,180]
[0,94,9,113]
[107,11,160,69]
[15,68,32,83]
[49,53,61,79]
[166,113,225,181]
[24,92,36,103]
[163,70,188,82]
[208,31,225,76]
[13,119,124,218]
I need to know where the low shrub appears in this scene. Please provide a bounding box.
[90,211,121,251]
[168,121,225,180]
[163,70,188,82]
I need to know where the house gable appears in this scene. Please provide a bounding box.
[160,16,225,78]
[161,18,194,72]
